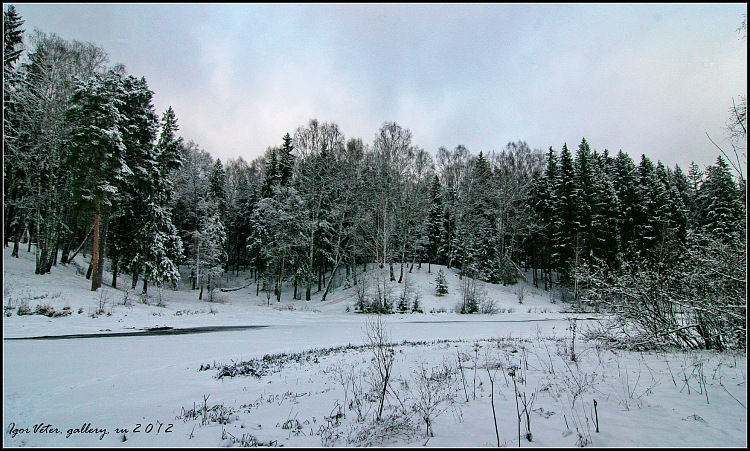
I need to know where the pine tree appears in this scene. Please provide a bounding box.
[66,70,128,290]
[106,75,161,289]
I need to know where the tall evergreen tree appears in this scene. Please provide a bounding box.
[697,156,744,243]
[552,143,578,286]
[531,146,559,289]
[634,155,670,262]
[3,5,24,69]
[196,211,227,301]
[590,150,620,267]
[278,132,295,186]
[573,138,596,259]
[3,4,26,249]
[66,70,127,290]
[611,150,640,261]
[426,174,444,272]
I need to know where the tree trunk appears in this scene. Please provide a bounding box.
[276,255,285,302]
[90,207,101,290]
[318,265,324,293]
[111,257,118,289]
[91,207,109,291]
[66,225,94,264]
[321,262,341,302]
[143,276,149,295]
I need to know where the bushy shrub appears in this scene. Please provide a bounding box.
[34,303,72,318]
[16,301,32,316]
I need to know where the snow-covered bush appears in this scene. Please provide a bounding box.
[16,301,32,316]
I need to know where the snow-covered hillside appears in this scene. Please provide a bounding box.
[3,246,747,447]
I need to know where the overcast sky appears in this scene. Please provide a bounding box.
[12,3,748,170]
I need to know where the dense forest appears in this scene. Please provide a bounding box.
[3,6,746,350]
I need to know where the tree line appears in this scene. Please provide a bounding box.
[4,6,745,348]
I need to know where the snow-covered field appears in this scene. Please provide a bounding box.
[3,246,747,447]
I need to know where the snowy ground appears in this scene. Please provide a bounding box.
[3,246,747,447]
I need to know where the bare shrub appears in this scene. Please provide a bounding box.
[121,288,132,306]
[411,360,457,437]
[516,285,526,304]
[345,411,418,446]
[364,316,396,420]
[479,298,498,314]
[177,394,236,426]
[458,275,486,314]
[95,288,113,316]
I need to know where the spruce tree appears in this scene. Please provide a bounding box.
[697,156,744,243]
[435,268,448,296]
[590,151,620,267]
[552,143,577,286]
[426,174,444,272]
[197,211,227,301]
[611,150,640,261]
[531,147,558,289]
[634,155,670,262]
[278,133,295,186]
[261,148,279,198]
[574,139,595,259]
[3,5,24,70]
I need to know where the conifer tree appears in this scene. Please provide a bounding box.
[634,155,671,262]
[196,211,227,301]
[697,156,744,243]
[552,143,577,286]
[3,5,26,248]
[261,147,279,199]
[426,174,444,272]
[435,268,448,296]
[590,151,620,267]
[279,132,295,186]
[531,146,558,289]
[3,5,24,69]
[611,150,640,261]
[574,138,596,259]
[66,70,127,290]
